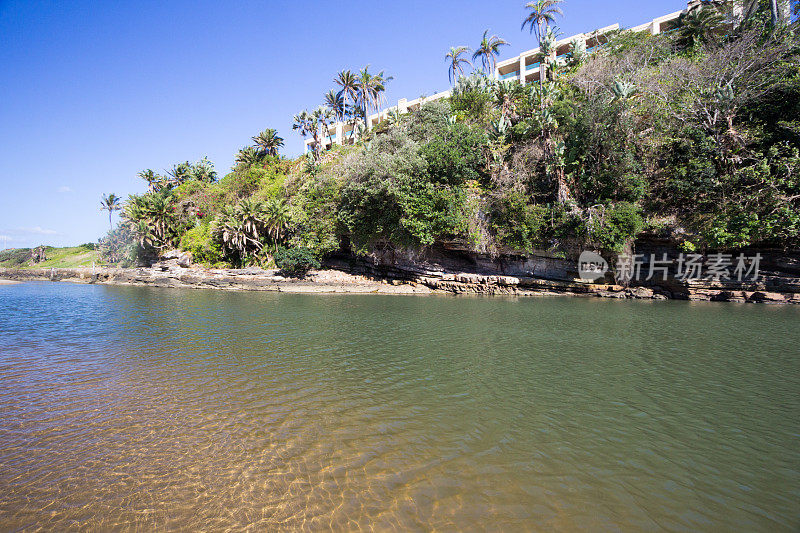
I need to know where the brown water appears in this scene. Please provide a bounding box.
[0,282,798,531]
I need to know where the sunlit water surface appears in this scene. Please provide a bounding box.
[0,282,798,531]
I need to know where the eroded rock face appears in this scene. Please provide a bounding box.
[1,236,798,304]
[29,246,47,265]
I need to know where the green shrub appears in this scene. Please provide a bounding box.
[420,122,487,186]
[584,202,645,252]
[180,223,224,265]
[274,247,320,277]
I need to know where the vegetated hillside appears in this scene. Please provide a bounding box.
[104,14,800,270]
[0,245,100,269]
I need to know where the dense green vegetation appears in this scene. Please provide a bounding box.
[99,1,800,270]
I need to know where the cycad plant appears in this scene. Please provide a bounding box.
[235,146,262,167]
[122,190,182,250]
[211,198,291,263]
[678,5,725,48]
[252,129,284,157]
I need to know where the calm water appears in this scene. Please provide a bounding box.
[0,282,798,531]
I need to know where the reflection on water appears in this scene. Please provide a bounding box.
[0,282,798,530]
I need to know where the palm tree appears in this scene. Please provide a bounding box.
[166,162,192,189]
[521,0,564,45]
[334,70,359,140]
[252,129,284,157]
[100,193,121,230]
[293,109,316,149]
[355,66,392,131]
[472,31,509,74]
[137,169,158,193]
[313,106,335,148]
[324,89,347,123]
[191,156,217,182]
[445,46,472,83]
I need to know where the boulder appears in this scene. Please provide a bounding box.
[177,252,192,268]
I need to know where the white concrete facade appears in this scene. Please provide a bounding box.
[306,90,452,153]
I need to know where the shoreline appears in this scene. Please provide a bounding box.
[1,264,799,304]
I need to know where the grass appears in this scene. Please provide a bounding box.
[0,246,101,269]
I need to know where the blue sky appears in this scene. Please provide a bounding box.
[0,0,685,248]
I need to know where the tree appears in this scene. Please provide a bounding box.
[166,162,192,188]
[100,193,121,229]
[293,110,319,158]
[445,46,472,83]
[137,169,159,193]
[191,156,217,182]
[324,89,347,123]
[265,197,290,253]
[293,107,334,160]
[472,30,509,74]
[334,69,359,140]
[355,65,392,131]
[739,0,787,27]
[521,0,564,45]
[252,129,284,157]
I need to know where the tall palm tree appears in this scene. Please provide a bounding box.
[100,193,121,230]
[472,30,509,74]
[324,89,347,123]
[334,70,359,139]
[313,106,335,147]
[445,46,472,83]
[166,162,192,189]
[137,169,158,193]
[252,128,284,157]
[355,66,392,131]
[294,108,333,159]
[521,0,564,45]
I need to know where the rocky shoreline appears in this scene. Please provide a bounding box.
[2,258,799,304]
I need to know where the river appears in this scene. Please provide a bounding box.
[0,282,797,530]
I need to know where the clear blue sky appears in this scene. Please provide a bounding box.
[0,0,685,248]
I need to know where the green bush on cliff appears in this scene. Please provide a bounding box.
[275,246,320,277]
[180,223,224,266]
